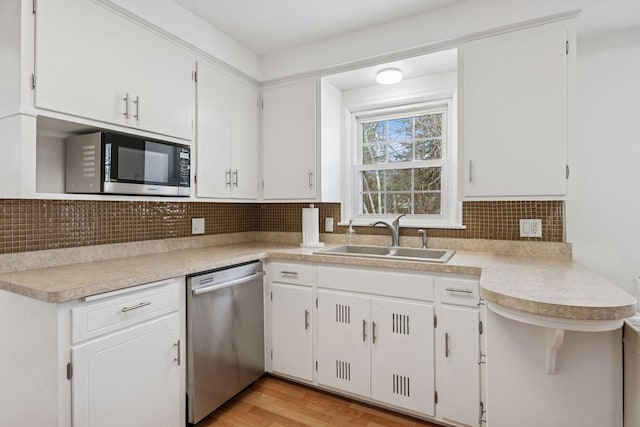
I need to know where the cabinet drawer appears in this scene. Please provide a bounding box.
[317,265,434,301]
[270,262,313,285]
[438,278,479,307]
[71,278,181,344]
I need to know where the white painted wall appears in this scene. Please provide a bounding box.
[261,0,604,81]
[566,26,640,296]
[105,0,262,80]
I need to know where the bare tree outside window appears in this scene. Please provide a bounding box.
[359,112,444,216]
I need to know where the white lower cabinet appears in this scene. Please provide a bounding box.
[267,261,483,425]
[438,304,480,426]
[317,290,371,397]
[72,313,181,427]
[370,297,435,416]
[271,282,314,381]
[316,289,435,416]
[436,277,482,427]
[0,277,186,426]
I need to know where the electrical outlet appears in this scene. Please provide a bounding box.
[519,219,542,238]
[192,218,205,235]
[325,217,334,233]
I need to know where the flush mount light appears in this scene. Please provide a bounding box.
[376,68,403,85]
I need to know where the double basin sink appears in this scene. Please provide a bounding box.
[315,245,455,263]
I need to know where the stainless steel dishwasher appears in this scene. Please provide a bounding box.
[186,260,265,424]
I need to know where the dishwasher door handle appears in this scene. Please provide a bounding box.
[192,272,265,296]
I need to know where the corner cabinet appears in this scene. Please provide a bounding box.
[196,61,258,199]
[262,79,318,200]
[35,0,195,140]
[458,19,575,198]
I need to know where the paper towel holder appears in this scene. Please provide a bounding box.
[300,204,325,248]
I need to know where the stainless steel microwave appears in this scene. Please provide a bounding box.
[66,131,191,196]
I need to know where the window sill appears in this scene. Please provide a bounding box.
[337,219,466,230]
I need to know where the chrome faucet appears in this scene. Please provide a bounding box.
[418,229,427,249]
[369,214,406,247]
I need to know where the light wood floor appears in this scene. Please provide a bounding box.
[196,375,439,427]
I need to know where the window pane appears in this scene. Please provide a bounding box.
[385,193,411,214]
[388,142,413,163]
[362,144,386,164]
[415,113,442,138]
[388,118,412,141]
[362,192,384,214]
[415,138,442,160]
[363,121,386,143]
[415,192,441,214]
[415,167,441,191]
[362,170,384,192]
[386,169,412,192]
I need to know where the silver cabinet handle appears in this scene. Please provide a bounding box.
[446,288,474,294]
[362,319,367,342]
[123,93,129,118]
[372,321,377,344]
[133,95,140,121]
[121,301,151,312]
[225,169,232,187]
[174,340,181,366]
[280,271,298,277]
[304,309,310,330]
[233,169,238,187]
[308,170,313,188]
[468,160,473,183]
[445,332,450,358]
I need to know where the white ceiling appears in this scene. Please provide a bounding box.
[173,0,466,55]
[324,48,457,91]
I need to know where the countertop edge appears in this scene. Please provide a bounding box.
[0,244,635,323]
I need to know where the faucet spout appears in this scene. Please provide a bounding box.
[369,214,405,247]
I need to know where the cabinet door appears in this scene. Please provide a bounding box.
[317,290,370,397]
[196,61,233,198]
[271,283,314,381]
[230,78,258,199]
[36,0,194,140]
[35,0,129,128]
[371,297,435,416]
[262,80,317,199]
[130,36,195,140]
[439,304,480,427]
[72,313,180,427]
[460,23,569,197]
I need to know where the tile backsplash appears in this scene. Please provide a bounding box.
[0,199,563,255]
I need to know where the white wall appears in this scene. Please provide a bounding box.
[262,0,603,81]
[105,0,262,80]
[566,26,640,295]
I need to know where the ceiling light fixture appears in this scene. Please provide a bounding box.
[376,68,403,85]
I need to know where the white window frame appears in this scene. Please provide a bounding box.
[341,96,462,228]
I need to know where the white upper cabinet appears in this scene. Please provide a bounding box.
[459,20,574,198]
[35,0,195,140]
[262,79,317,200]
[196,61,258,199]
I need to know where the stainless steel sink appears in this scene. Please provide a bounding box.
[316,245,455,263]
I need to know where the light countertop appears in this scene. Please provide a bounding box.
[0,242,635,321]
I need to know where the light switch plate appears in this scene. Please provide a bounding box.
[519,219,542,238]
[192,218,205,235]
[325,217,334,233]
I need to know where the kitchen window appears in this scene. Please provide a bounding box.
[345,99,461,228]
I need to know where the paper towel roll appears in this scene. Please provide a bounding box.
[300,206,324,248]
